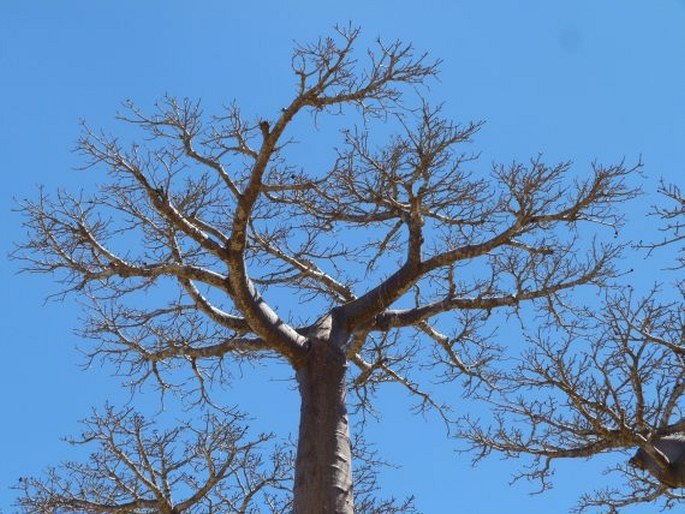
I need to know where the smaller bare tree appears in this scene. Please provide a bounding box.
[14,407,291,514]
[462,185,685,513]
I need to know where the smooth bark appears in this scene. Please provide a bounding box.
[294,337,354,514]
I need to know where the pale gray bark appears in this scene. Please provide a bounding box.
[294,337,353,514]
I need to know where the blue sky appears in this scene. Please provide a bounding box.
[1,1,684,512]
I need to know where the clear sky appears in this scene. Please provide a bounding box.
[1,1,684,512]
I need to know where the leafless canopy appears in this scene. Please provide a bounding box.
[15,25,637,405]
[14,25,645,512]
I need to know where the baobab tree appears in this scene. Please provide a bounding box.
[15,26,641,513]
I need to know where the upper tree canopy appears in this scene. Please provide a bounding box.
[17,26,635,392]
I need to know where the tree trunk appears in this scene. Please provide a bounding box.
[294,337,354,514]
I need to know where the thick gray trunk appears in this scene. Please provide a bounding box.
[293,338,354,514]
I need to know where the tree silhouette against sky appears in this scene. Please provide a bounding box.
[16,26,682,513]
